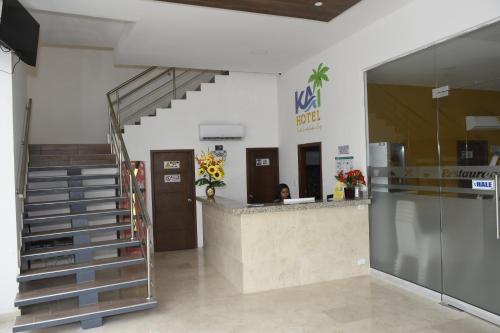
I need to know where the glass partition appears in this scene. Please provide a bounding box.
[366,20,500,310]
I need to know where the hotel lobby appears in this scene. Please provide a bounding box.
[1,0,500,332]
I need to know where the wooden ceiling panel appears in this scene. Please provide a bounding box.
[155,0,362,22]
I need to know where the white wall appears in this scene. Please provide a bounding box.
[277,0,500,198]
[124,72,279,246]
[0,52,24,314]
[27,46,141,144]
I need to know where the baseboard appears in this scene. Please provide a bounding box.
[442,295,500,327]
[370,268,442,303]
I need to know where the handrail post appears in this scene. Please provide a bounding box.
[115,91,120,127]
[173,68,176,99]
[129,171,136,240]
[146,228,152,299]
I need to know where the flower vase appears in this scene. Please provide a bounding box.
[206,186,216,199]
[344,187,355,200]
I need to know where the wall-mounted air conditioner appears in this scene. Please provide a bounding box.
[466,116,500,131]
[199,124,245,140]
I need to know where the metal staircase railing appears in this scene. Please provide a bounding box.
[17,98,32,261]
[104,66,226,300]
[106,95,156,300]
[108,66,225,127]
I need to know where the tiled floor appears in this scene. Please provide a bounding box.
[2,249,500,332]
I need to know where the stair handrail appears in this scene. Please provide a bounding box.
[17,98,32,199]
[107,66,225,127]
[106,94,156,301]
[107,66,157,96]
[120,70,210,123]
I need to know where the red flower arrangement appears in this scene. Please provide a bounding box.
[335,169,366,187]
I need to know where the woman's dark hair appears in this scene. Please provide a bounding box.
[275,183,291,200]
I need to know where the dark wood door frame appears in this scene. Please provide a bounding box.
[297,142,323,199]
[246,147,280,204]
[150,149,197,251]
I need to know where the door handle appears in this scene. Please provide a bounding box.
[496,174,499,239]
[187,198,193,203]
[249,194,254,199]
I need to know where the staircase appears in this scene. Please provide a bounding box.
[13,142,156,332]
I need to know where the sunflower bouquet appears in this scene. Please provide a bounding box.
[195,150,226,193]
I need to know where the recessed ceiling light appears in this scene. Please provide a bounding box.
[314,2,323,6]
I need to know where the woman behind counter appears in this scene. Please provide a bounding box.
[274,183,291,203]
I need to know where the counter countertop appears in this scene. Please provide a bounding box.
[196,196,370,215]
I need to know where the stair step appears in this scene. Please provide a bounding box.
[28,173,119,183]
[24,196,126,212]
[26,184,119,196]
[24,208,129,225]
[30,154,115,162]
[18,255,144,282]
[22,223,131,242]
[13,297,157,332]
[29,144,111,156]
[15,271,147,307]
[30,159,116,167]
[21,239,141,261]
[28,164,117,171]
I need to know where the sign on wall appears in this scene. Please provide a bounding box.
[294,63,330,132]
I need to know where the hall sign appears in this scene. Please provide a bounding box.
[472,179,496,191]
[294,63,330,132]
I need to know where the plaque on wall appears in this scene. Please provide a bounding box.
[164,161,181,169]
[164,174,181,183]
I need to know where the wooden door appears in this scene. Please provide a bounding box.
[298,142,323,200]
[151,150,196,251]
[246,148,279,204]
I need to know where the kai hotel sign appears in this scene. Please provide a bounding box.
[294,63,330,132]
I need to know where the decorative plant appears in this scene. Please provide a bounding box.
[308,63,330,107]
[335,169,366,188]
[195,150,226,188]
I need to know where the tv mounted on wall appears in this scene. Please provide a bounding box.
[0,0,40,66]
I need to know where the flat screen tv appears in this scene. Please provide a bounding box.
[0,0,39,66]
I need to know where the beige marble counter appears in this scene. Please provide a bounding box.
[199,196,371,294]
[196,196,370,215]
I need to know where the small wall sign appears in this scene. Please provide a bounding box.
[338,145,350,155]
[164,161,180,169]
[256,158,270,167]
[472,179,496,191]
[164,174,181,183]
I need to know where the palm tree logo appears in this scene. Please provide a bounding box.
[308,63,330,107]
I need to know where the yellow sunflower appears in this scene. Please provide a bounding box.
[207,166,217,175]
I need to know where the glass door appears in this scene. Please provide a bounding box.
[437,79,500,315]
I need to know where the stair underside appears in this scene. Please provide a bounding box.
[13,297,157,332]
[21,239,141,261]
[15,271,147,306]
[24,208,129,225]
[22,222,131,242]
[18,255,144,282]
[24,196,126,211]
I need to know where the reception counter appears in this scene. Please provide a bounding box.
[197,196,371,293]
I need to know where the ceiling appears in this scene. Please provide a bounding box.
[367,20,500,91]
[21,0,414,73]
[154,0,361,22]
